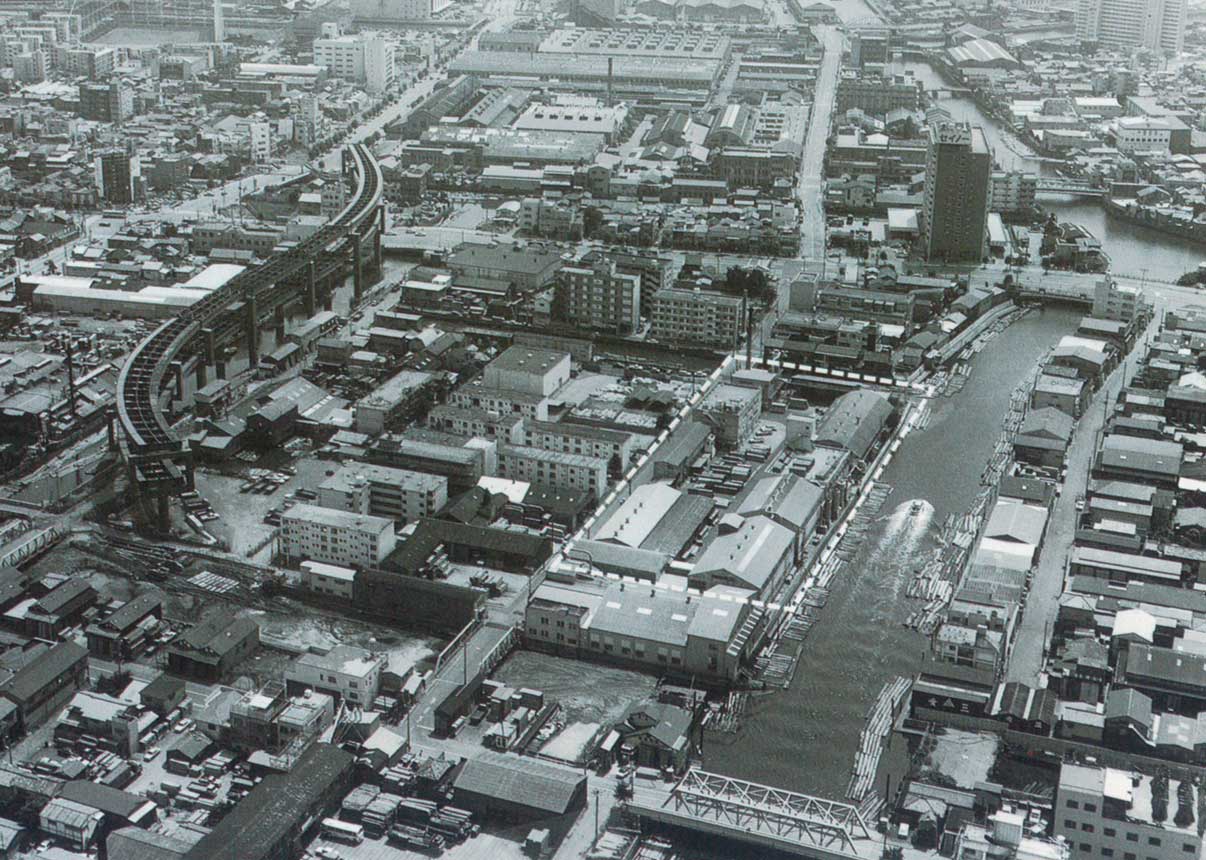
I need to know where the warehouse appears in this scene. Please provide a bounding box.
[184,745,354,860]
[452,751,587,823]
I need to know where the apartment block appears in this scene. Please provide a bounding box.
[280,503,396,568]
[922,123,992,263]
[554,257,641,336]
[497,444,608,495]
[317,463,448,523]
[522,419,636,470]
[650,287,743,346]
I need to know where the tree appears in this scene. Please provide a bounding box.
[1152,773,1171,823]
[1176,782,1195,829]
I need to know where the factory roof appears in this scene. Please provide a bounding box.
[488,345,569,374]
[184,745,353,860]
[691,515,794,594]
[814,388,893,460]
[453,751,585,814]
[947,39,1018,68]
[597,482,682,548]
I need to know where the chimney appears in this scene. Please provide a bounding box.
[63,337,78,418]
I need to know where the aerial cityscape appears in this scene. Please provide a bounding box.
[0,0,1204,857]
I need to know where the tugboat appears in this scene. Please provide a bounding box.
[910,500,924,515]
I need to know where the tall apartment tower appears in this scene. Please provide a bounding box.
[213,0,225,42]
[1076,0,1185,53]
[95,150,141,204]
[921,123,992,263]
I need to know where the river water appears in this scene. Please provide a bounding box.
[704,306,1080,798]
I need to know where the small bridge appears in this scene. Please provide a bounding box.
[1035,178,1107,197]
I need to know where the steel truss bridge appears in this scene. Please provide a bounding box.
[627,768,877,859]
[115,143,384,528]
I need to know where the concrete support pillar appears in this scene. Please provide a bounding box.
[170,361,184,401]
[202,327,217,366]
[245,295,260,368]
[195,361,208,389]
[216,360,227,380]
[304,260,317,316]
[352,233,363,305]
[106,411,116,452]
[156,493,170,533]
[375,206,385,270]
[323,291,333,312]
[274,304,286,344]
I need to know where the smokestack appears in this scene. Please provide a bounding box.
[63,336,78,418]
[607,57,613,108]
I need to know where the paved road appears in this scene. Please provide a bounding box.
[798,25,844,264]
[1004,325,1151,684]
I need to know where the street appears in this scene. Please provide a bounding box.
[1004,321,1150,684]
[797,25,843,264]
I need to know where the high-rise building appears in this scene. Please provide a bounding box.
[95,150,141,204]
[363,37,395,93]
[1076,0,1185,53]
[314,31,395,92]
[921,123,992,263]
[13,50,47,84]
[248,121,271,163]
[79,81,133,124]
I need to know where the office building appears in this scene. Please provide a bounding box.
[94,150,141,205]
[1076,0,1185,53]
[554,256,641,335]
[248,121,271,163]
[922,123,992,263]
[317,463,448,523]
[280,503,396,568]
[1055,763,1202,860]
[79,81,134,124]
[1116,116,1174,154]
[314,31,396,93]
[285,645,385,705]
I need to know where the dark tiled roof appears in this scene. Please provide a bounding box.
[185,745,353,860]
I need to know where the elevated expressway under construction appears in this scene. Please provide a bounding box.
[114,144,385,529]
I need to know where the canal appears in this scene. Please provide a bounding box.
[704,306,1081,798]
